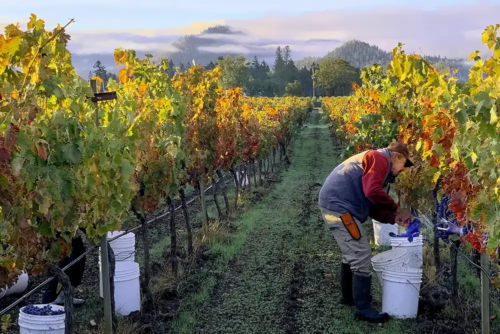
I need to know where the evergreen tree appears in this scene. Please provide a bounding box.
[166,59,176,77]
[273,46,286,95]
[297,67,313,96]
[93,60,107,81]
[204,61,216,70]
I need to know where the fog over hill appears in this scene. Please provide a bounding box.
[65,2,499,78]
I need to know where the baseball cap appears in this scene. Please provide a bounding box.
[387,142,414,167]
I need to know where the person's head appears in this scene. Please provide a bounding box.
[387,142,414,176]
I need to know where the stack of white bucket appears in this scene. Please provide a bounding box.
[371,220,423,319]
[99,231,141,315]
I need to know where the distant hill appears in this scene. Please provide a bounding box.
[295,40,470,81]
[324,40,392,69]
[69,27,471,82]
[158,25,273,68]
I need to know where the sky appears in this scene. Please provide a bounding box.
[1,0,499,69]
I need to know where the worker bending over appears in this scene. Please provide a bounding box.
[318,142,414,323]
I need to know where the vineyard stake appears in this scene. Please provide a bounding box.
[481,251,490,334]
[179,188,193,255]
[100,236,113,334]
[200,178,208,234]
[90,79,117,334]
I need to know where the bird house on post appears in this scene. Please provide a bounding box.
[88,78,118,334]
[88,79,117,127]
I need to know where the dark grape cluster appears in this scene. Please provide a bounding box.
[433,187,464,242]
[22,304,64,316]
[136,177,145,197]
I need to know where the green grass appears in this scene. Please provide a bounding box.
[169,111,415,334]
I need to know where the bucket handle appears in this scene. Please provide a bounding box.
[405,279,420,293]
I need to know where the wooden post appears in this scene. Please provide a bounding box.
[100,236,113,334]
[257,157,262,187]
[90,79,117,334]
[200,178,208,234]
[481,251,490,334]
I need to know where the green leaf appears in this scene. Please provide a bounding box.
[475,99,484,115]
[121,159,134,178]
[454,108,468,125]
[16,132,32,153]
[62,143,82,164]
[97,225,108,236]
[39,222,54,237]
[111,200,122,211]
[113,153,123,166]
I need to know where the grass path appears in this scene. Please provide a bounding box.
[173,111,416,334]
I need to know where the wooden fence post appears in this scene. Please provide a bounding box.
[481,251,490,334]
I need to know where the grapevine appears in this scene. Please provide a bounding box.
[0,14,311,287]
[322,24,500,278]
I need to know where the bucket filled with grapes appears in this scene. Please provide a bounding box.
[18,304,65,334]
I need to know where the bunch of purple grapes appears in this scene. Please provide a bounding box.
[432,185,460,242]
[22,304,64,316]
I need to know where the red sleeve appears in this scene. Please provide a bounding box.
[362,151,399,213]
[369,206,396,224]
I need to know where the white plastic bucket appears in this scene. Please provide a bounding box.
[114,261,141,316]
[18,304,65,334]
[372,220,398,246]
[99,231,136,262]
[390,236,423,268]
[0,271,29,299]
[371,248,408,287]
[382,267,423,319]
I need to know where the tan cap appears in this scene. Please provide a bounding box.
[387,142,414,167]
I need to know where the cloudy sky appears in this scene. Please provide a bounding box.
[1,0,499,61]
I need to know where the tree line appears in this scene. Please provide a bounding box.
[89,46,361,98]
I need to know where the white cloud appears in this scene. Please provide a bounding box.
[198,44,252,54]
[4,3,499,60]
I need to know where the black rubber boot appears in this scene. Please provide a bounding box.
[339,263,354,306]
[352,274,389,323]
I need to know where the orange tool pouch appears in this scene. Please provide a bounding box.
[340,212,361,240]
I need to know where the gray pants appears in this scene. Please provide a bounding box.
[320,207,371,277]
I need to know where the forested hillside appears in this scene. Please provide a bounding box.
[81,26,472,98]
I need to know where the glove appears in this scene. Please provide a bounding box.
[434,219,467,242]
[389,218,420,242]
[435,220,464,236]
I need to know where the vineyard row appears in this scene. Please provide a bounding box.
[321,24,500,282]
[0,15,313,287]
